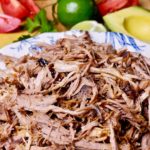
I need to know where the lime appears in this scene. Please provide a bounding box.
[57,0,95,27]
[71,20,107,32]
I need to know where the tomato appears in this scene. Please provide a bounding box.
[1,0,29,19]
[98,0,128,16]
[97,0,139,16]
[0,0,39,19]
[57,0,95,27]
[19,0,40,16]
[127,0,139,6]
[0,14,21,33]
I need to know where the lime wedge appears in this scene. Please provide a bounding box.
[71,20,107,32]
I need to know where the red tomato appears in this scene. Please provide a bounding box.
[0,0,39,19]
[127,0,139,6]
[0,14,21,33]
[19,0,40,16]
[97,0,128,16]
[1,0,29,19]
[97,0,139,16]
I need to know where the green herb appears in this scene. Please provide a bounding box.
[24,9,57,33]
[13,35,32,42]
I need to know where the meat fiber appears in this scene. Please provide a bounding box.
[0,33,150,149]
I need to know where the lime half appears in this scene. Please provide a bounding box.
[71,20,107,32]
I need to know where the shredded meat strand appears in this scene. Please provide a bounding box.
[0,33,149,149]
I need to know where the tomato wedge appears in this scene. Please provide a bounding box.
[19,0,40,16]
[0,0,39,19]
[0,14,21,33]
[97,0,139,16]
[1,0,29,19]
[127,0,139,6]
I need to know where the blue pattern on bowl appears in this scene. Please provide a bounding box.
[105,32,145,52]
[0,31,149,59]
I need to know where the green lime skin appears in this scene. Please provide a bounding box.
[57,0,95,27]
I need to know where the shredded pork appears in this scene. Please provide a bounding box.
[0,33,150,150]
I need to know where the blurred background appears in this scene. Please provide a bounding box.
[35,0,150,31]
[0,0,150,47]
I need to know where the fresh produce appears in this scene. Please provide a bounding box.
[97,0,139,16]
[1,0,29,19]
[19,0,39,17]
[0,1,56,34]
[103,6,150,43]
[124,16,150,42]
[0,14,21,33]
[57,0,95,27]
[71,20,107,32]
[24,9,56,33]
[1,0,39,19]
[0,0,150,45]
[0,1,56,43]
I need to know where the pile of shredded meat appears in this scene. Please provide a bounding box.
[0,33,150,150]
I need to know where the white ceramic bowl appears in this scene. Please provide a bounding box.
[0,31,150,59]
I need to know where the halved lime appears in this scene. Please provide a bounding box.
[71,20,107,32]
